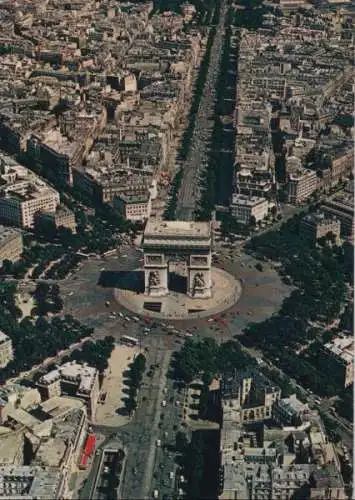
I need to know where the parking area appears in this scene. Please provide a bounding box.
[95,345,139,426]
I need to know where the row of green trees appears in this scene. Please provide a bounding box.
[154,0,218,25]
[180,25,217,162]
[177,429,220,500]
[124,353,146,415]
[172,337,254,384]
[242,215,353,396]
[69,336,115,373]
[164,2,221,220]
[32,282,63,315]
[1,241,66,279]
[219,213,251,240]
[163,168,183,220]
[36,206,133,255]
[0,200,140,280]
[0,284,93,381]
[196,7,235,220]
[0,281,115,382]
[233,0,275,31]
[44,253,82,280]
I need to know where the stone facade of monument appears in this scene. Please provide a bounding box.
[142,221,212,299]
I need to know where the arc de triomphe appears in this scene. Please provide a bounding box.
[142,220,212,298]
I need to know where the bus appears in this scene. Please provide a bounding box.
[121,335,139,346]
[176,332,193,339]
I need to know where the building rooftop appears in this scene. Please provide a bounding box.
[145,220,211,237]
[311,463,344,489]
[289,167,317,181]
[117,192,150,204]
[38,361,97,394]
[0,154,58,203]
[324,335,353,364]
[277,394,309,415]
[0,431,24,466]
[302,211,340,227]
[0,465,63,499]
[33,437,66,468]
[231,194,268,207]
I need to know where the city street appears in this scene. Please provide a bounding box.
[176,0,228,220]
[55,238,354,498]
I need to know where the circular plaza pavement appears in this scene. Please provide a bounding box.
[114,267,242,320]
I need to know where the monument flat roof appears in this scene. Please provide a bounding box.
[144,220,211,239]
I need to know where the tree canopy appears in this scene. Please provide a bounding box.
[241,216,352,396]
[172,337,254,383]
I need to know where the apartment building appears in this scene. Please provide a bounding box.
[310,464,347,500]
[0,466,64,499]
[273,394,311,427]
[35,206,77,234]
[0,331,13,368]
[299,212,341,244]
[114,192,151,221]
[230,194,269,225]
[0,225,23,264]
[37,361,100,417]
[321,191,354,240]
[320,336,354,388]
[221,367,281,424]
[0,155,60,228]
[0,396,88,499]
[219,374,345,500]
[287,168,318,204]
